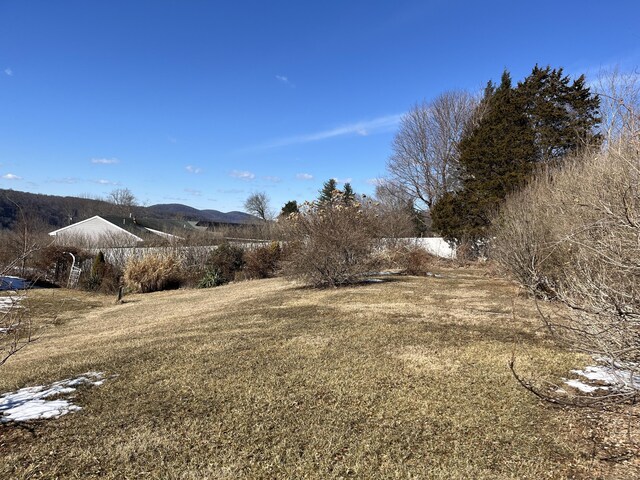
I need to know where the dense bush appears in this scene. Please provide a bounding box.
[81,251,121,294]
[282,194,381,287]
[492,138,640,374]
[243,242,282,279]
[124,252,181,293]
[204,242,245,284]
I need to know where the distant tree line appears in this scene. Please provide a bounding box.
[0,188,143,230]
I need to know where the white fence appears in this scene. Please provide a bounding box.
[87,237,455,270]
[383,237,456,259]
[89,240,271,269]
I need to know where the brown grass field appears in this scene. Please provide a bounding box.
[0,267,637,479]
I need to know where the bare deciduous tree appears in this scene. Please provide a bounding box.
[107,188,138,216]
[244,191,273,221]
[594,66,640,146]
[386,91,479,210]
[0,198,50,277]
[374,181,421,238]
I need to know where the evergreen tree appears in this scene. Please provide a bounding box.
[318,178,339,205]
[342,183,355,204]
[432,71,537,246]
[91,251,106,280]
[280,200,299,216]
[517,65,601,163]
[431,66,600,250]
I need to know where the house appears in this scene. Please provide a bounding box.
[48,215,197,247]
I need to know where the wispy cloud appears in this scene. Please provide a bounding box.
[296,173,313,180]
[49,177,80,184]
[2,173,21,180]
[275,75,295,87]
[185,165,203,174]
[4,68,13,76]
[164,195,188,202]
[91,158,119,165]
[95,179,119,185]
[217,188,244,194]
[230,170,255,181]
[184,188,202,196]
[168,136,178,144]
[254,114,402,150]
[263,175,281,183]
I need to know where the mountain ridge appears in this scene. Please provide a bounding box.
[147,203,256,224]
[0,188,257,229]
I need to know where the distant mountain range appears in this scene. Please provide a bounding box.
[0,189,257,229]
[146,203,257,224]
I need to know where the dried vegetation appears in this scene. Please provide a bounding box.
[0,269,635,478]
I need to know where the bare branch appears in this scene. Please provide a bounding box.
[386,91,479,210]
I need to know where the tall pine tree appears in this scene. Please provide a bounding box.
[431,66,600,249]
[342,183,355,205]
[318,178,339,205]
[518,65,601,163]
[432,71,537,245]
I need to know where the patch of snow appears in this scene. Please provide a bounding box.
[564,359,640,394]
[564,379,608,393]
[0,324,20,333]
[0,371,106,423]
[2,399,81,422]
[0,296,23,313]
[572,364,640,391]
[363,278,384,283]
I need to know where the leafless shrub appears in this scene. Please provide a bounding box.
[1,271,34,368]
[282,193,381,287]
[491,167,568,295]
[124,252,182,293]
[379,243,436,276]
[243,242,282,279]
[31,245,91,287]
[494,134,640,402]
[0,232,48,367]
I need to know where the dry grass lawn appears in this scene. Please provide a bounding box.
[0,268,634,478]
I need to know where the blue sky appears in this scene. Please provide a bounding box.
[1,1,639,213]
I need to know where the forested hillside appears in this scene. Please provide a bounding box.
[0,189,255,230]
